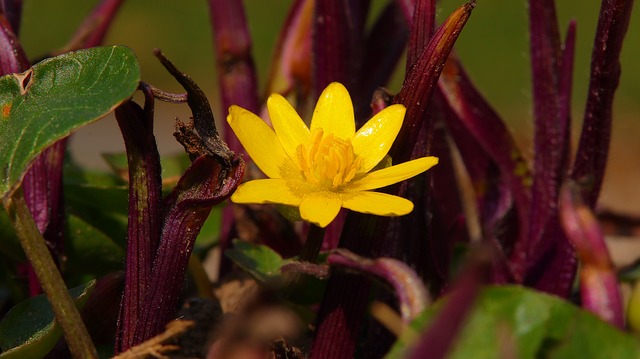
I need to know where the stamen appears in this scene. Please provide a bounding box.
[297,128,362,189]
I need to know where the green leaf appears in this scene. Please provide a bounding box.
[386,286,640,359]
[0,46,140,198]
[225,240,288,283]
[63,165,128,246]
[194,205,222,253]
[65,214,125,278]
[0,280,95,359]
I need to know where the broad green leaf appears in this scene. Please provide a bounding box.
[386,286,640,359]
[0,280,95,359]
[225,240,288,283]
[65,214,125,279]
[194,205,223,253]
[63,166,128,246]
[0,46,140,198]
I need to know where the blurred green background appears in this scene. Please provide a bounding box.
[17,0,640,211]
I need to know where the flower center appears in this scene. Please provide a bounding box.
[297,128,362,189]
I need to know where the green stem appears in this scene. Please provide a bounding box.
[299,224,326,263]
[3,189,98,359]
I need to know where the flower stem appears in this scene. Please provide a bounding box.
[299,224,326,263]
[3,189,98,359]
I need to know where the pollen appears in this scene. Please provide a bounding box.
[297,128,363,189]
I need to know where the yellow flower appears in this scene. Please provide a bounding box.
[227,82,438,228]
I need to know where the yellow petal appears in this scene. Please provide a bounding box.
[310,82,355,139]
[230,179,302,206]
[299,192,342,228]
[227,105,292,179]
[353,104,406,172]
[267,93,310,164]
[342,191,413,216]
[349,156,439,191]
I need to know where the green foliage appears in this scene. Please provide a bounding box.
[225,240,289,283]
[0,46,140,198]
[64,215,125,279]
[0,281,95,359]
[386,286,640,359]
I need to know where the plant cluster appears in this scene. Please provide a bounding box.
[0,0,638,358]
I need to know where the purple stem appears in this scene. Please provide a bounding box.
[559,181,624,328]
[264,0,314,99]
[524,219,577,297]
[312,0,353,95]
[356,1,410,123]
[328,249,429,323]
[571,0,634,208]
[64,0,125,51]
[134,155,244,342]
[114,95,163,352]
[310,214,380,359]
[394,0,415,25]
[516,0,564,282]
[0,14,27,73]
[391,2,475,164]
[524,21,578,298]
[0,0,21,36]
[208,0,259,278]
[208,0,260,155]
[558,21,576,174]
[406,0,436,69]
[129,52,244,343]
[437,57,524,285]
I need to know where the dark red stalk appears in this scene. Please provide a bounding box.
[313,0,369,110]
[208,0,259,277]
[379,126,435,281]
[134,155,243,342]
[208,0,260,155]
[559,181,624,328]
[571,0,634,208]
[114,94,163,352]
[0,0,21,35]
[395,0,415,25]
[60,0,125,53]
[328,250,429,323]
[558,21,576,173]
[21,141,66,296]
[129,52,244,343]
[264,0,314,100]
[428,122,470,289]
[310,214,379,359]
[312,0,353,94]
[406,0,436,69]
[356,1,410,123]
[524,22,578,297]
[391,2,475,164]
[378,3,475,282]
[437,55,530,279]
[511,0,564,283]
[0,14,26,70]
